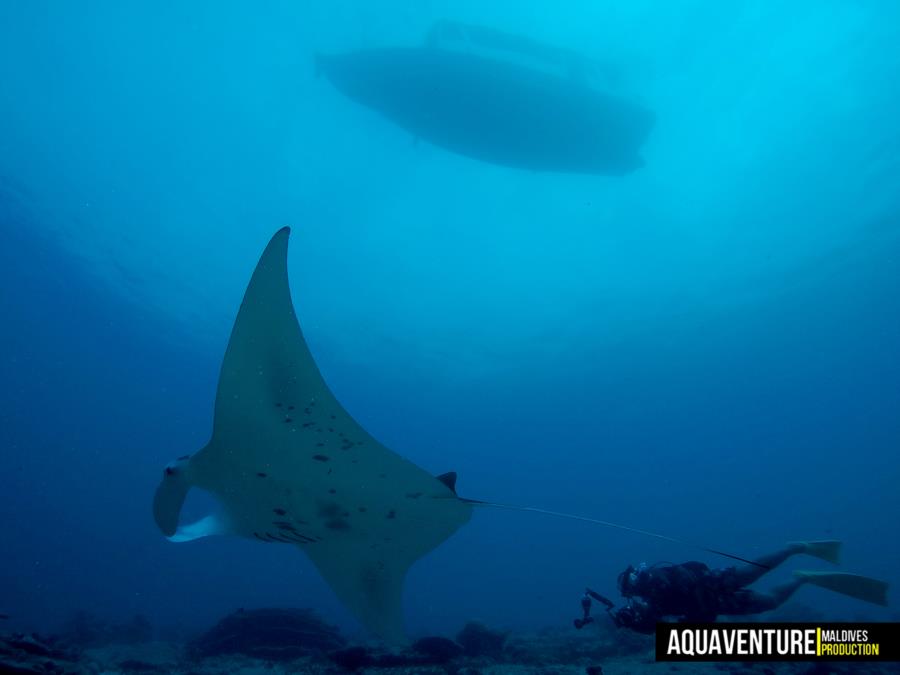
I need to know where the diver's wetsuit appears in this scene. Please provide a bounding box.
[589,546,809,634]
[577,541,886,633]
[612,562,781,633]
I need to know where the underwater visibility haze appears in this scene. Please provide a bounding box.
[1,0,899,665]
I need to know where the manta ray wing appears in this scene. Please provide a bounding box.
[155,228,471,642]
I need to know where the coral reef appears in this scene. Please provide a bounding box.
[327,636,464,670]
[503,625,650,665]
[456,621,508,659]
[56,611,153,648]
[0,632,79,673]
[329,645,375,671]
[187,607,345,660]
[410,635,464,663]
[3,609,898,675]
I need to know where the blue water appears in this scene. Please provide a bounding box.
[1,1,898,639]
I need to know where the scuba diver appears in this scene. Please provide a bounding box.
[575,540,889,634]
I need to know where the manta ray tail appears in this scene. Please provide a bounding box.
[463,499,768,568]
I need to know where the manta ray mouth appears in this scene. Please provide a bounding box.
[153,468,190,538]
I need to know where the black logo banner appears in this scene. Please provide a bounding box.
[656,622,899,662]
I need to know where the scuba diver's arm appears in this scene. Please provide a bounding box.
[575,588,659,634]
[574,588,616,629]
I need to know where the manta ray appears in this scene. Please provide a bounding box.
[153,229,758,642]
[153,228,472,642]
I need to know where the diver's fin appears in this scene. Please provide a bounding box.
[795,571,889,606]
[789,540,841,564]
